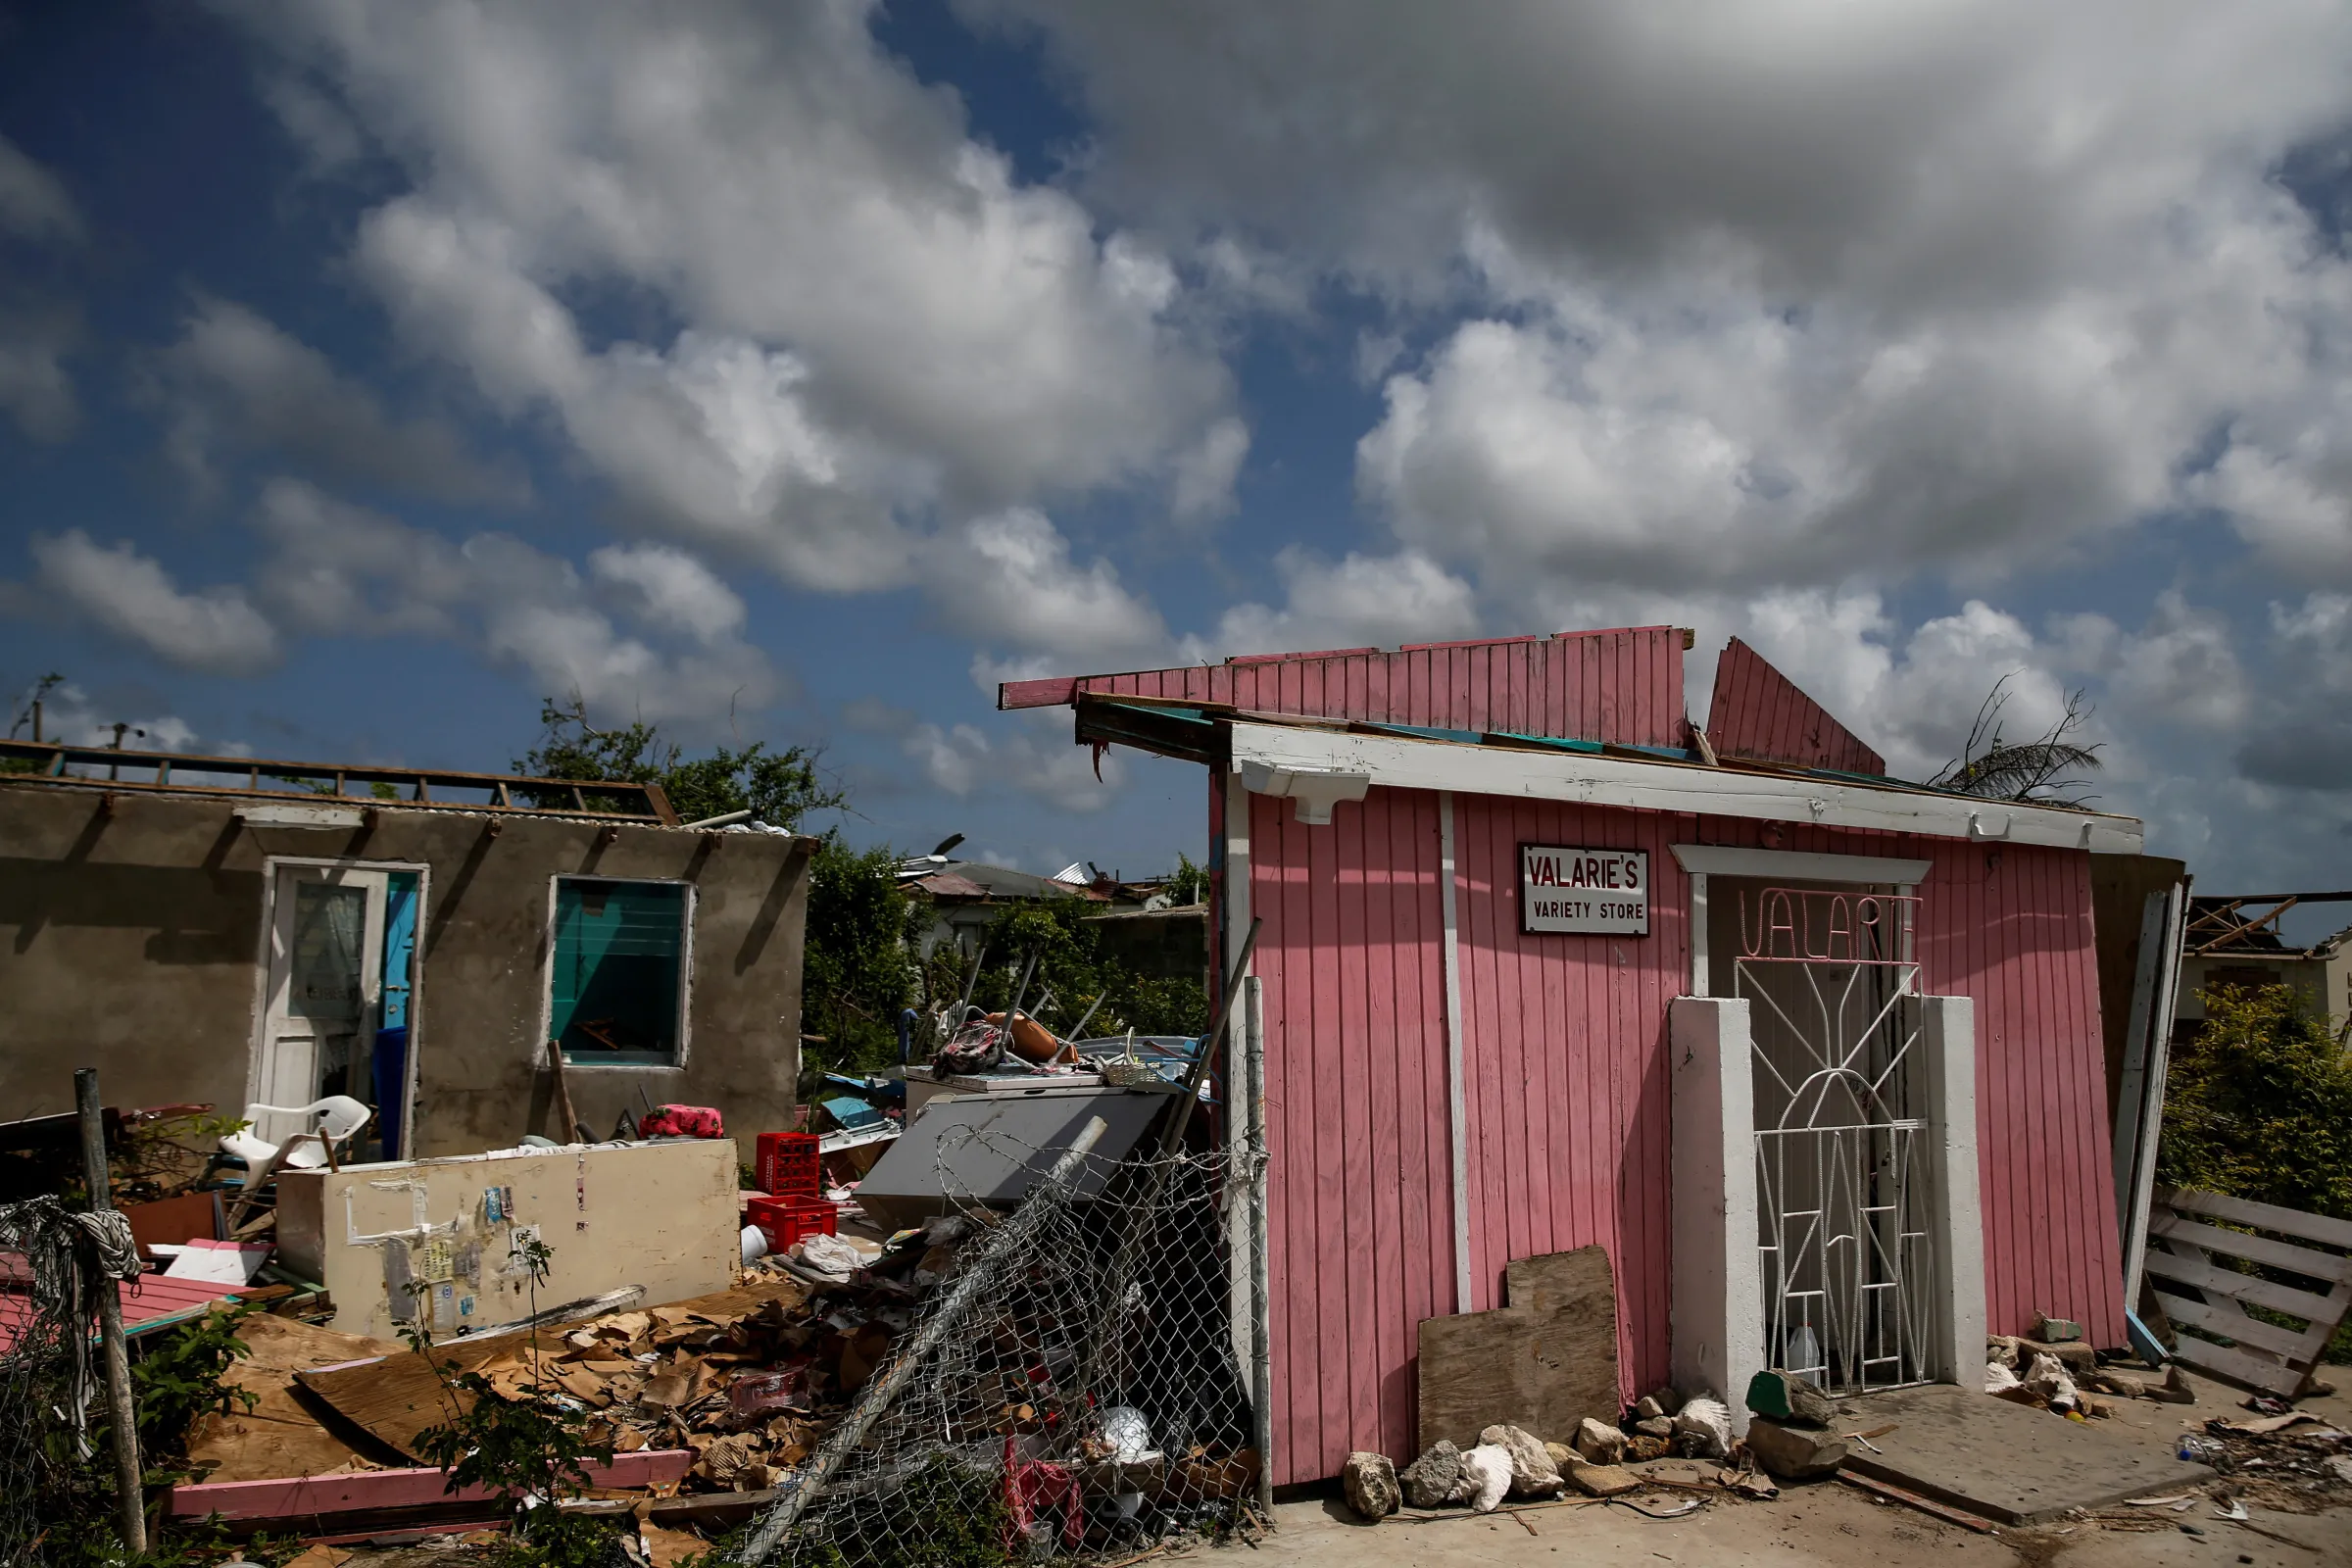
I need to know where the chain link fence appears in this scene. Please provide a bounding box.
[0,1196,128,1565]
[739,1117,1267,1565]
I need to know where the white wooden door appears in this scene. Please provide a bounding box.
[253,865,388,1147]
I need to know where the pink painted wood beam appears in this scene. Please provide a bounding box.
[166,1449,693,1521]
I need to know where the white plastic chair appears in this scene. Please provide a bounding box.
[220,1095,373,1170]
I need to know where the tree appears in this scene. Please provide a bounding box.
[801,837,922,1075]
[2158,983,2352,1222]
[1162,851,1209,906]
[517,695,844,828]
[1925,675,2103,804]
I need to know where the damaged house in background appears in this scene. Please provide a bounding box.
[1005,626,2172,1488]
[0,739,814,1164]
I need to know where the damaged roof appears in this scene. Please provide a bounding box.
[2183,892,2352,958]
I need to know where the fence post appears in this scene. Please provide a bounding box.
[75,1068,146,1554]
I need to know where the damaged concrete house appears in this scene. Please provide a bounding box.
[0,739,813,1161]
[1005,626,2169,1488]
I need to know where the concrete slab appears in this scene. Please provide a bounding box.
[1839,1383,2211,1524]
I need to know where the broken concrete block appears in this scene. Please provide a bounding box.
[2035,1313,2083,1344]
[1744,1416,1847,1480]
[1479,1423,1567,1498]
[2146,1364,2196,1405]
[1633,1415,1674,1440]
[1672,1396,1732,1459]
[1745,1369,1838,1428]
[2084,1369,2147,1399]
[1567,1461,1642,1497]
[1573,1415,1627,1464]
[1343,1451,1401,1519]
[2024,1352,2081,1412]
[1459,1444,1513,1512]
[1398,1440,1466,1508]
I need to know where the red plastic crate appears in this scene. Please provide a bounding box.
[754,1131,821,1198]
[747,1194,838,1250]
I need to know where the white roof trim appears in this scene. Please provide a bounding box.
[1670,845,1934,885]
[1224,721,2143,854]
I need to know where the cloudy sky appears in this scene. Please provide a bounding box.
[4,1,2351,906]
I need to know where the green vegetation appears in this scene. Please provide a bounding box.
[946,896,1210,1044]
[519,696,844,827]
[2157,982,2352,1362]
[801,835,925,1072]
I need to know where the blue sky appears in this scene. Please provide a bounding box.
[3,2,2351,921]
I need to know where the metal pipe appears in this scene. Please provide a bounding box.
[738,1115,1111,1563]
[76,1068,146,1554]
[678,808,754,830]
[1245,975,1274,1518]
[1156,917,1261,1159]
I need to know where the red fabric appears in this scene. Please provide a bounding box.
[637,1104,724,1139]
[1001,1437,1085,1553]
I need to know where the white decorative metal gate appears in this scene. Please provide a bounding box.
[1735,887,1935,1395]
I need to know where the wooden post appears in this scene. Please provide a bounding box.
[547,1038,580,1144]
[75,1068,147,1554]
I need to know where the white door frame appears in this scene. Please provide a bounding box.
[251,856,431,1154]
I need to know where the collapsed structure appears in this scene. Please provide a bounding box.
[1005,626,2160,1486]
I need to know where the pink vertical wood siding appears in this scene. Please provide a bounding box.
[1002,628,1688,748]
[1250,786,1455,1486]
[1705,638,1886,774]
[1255,802,2120,1485]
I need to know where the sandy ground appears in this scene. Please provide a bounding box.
[1237,1368,2352,1568]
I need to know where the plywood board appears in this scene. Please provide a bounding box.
[187,1315,409,1483]
[1839,1384,2208,1525]
[1417,1246,1620,1451]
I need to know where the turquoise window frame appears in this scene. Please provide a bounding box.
[547,876,692,1067]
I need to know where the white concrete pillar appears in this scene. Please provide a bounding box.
[1914,995,1984,1385]
[1670,996,1762,1434]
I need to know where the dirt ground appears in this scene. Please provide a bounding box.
[1240,1368,2352,1568]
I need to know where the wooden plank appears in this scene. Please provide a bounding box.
[1417,1248,1620,1451]
[2142,1246,2347,1322]
[188,1315,410,1483]
[2162,1333,2308,1397]
[2158,1187,2352,1251]
[2157,1295,2330,1361]
[294,1339,511,1461]
[167,1449,691,1522]
[2148,1213,2352,1284]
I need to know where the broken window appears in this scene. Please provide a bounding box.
[549,877,690,1065]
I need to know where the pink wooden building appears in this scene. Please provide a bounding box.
[1004,627,2144,1487]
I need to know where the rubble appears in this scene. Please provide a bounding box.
[1342,1451,1400,1519]
[1398,1438,1466,1507]
[1744,1368,1837,1427]
[1673,1395,1733,1458]
[1457,1444,1513,1512]
[1479,1423,1568,1497]
[1573,1414,1628,1464]
[1744,1417,1846,1480]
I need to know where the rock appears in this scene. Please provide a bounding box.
[1745,1416,1847,1480]
[2084,1369,2147,1399]
[1573,1416,1627,1464]
[1986,1334,2026,1368]
[1985,1361,2022,1395]
[1398,1440,1466,1508]
[1479,1424,1567,1498]
[1458,1444,1513,1513]
[1343,1451,1401,1519]
[1633,1415,1674,1440]
[2146,1365,2197,1405]
[1624,1435,1670,1461]
[1993,1383,2049,1408]
[2022,1338,2098,1378]
[2025,1352,2082,1412]
[1544,1441,1579,1470]
[2084,1398,2115,1420]
[1672,1396,1732,1459]
[1642,1386,1683,1416]
[1635,1395,1667,1421]
[1567,1461,1642,1497]
[1746,1369,1838,1428]
[2035,1313,2083,1344]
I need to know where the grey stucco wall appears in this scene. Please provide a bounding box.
[0,781,809,1159]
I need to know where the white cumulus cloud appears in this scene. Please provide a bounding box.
[31,531,280,676]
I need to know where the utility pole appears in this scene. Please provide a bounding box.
[74,1069,146,1554]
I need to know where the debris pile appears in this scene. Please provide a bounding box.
[1982,1326,2192,1419]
